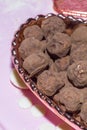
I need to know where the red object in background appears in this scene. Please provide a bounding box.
[53,0,87,20]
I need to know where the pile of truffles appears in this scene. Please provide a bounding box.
[18,15,87,124]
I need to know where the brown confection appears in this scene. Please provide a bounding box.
[23,51,50,77]
[49,62,58,72]
[70,44,87,63]
[55,56,70,72]
[18,37,47,60]
[37,70,64,96]
[40,40,48,51]
[67,61,87,87]
[41,16,66,38]
[53,87,83,112]
[70,43,79,52]
[80,102,87,123]
[71,26,87,44]
[80,88,87,102]
[47,32,71,58]
[57,71,72,86]
[49,66,72,86]
[49,63,72,87]
[49,56,70,73]
[23,25,44,40]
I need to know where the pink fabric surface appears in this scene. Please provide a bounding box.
[0,1,74,130]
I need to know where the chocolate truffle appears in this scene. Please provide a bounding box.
[71,26,87,44]
[23,51,50,77]
[40,40,48,51]
[80,102,87,123]
[70,44,87,63]
[47,32,71,58]
[37,70,64,96]
[41,16,66,38]
[23,25,43,40]
[67,61,87,87]
[80,88,87,102]
[57,71,72,86]
[49,62,58,73]
[53,87,83,112]
[55,56,70,72]
[18,37,46,59]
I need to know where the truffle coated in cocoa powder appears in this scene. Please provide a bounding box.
[23,25,44,40]
[49,62,58,73]
[67,61,87,87]
[23,51,50,77]
[41,16,66,38]
[70,26,87,55]
[47,32,71,58]
[37,70,64,96]
[80,102,87,123]
[81,88,87,102]
[49,56,70,73]
[18,37,47,60]
[56,71,73,87]
[71,26,87,44]
[48,70,71,87]
[70,44,87,63]
[55,56,70,72]
[53,87,83,112]
[40,40,48,51]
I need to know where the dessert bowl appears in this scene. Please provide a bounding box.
[11,13,87,130]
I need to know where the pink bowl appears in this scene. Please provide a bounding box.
[53,0,87,20]
[11,13,86,130]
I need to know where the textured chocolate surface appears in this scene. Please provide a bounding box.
[23,25,44,40]
[23,51,50,77]
[37,70,64,96]
[53,86,83,112]
[67,61,87,87]
[41,16,66,38]
[12,14,87,129]
[47,32,71,58]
